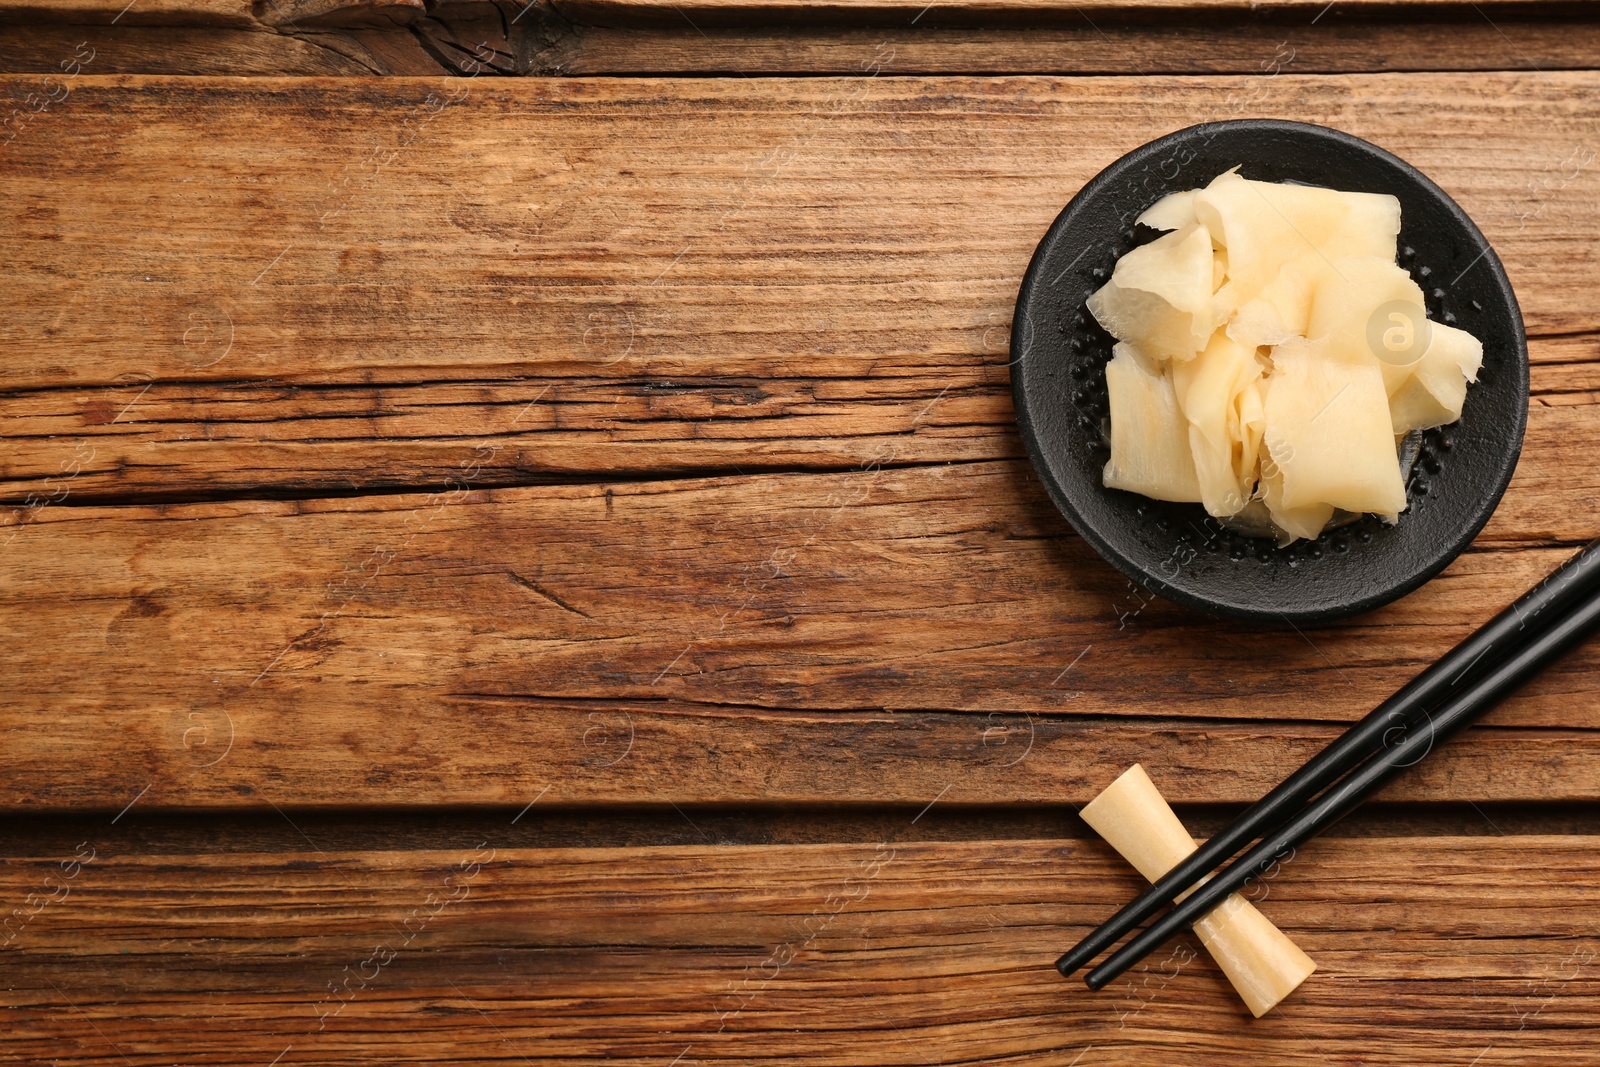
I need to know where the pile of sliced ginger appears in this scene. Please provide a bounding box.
[1089,168,1484,543]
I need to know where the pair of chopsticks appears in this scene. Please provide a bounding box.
[1060,537,1600,991]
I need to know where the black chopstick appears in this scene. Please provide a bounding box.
[1083,563,1600,991]
[1057,536,1600,979]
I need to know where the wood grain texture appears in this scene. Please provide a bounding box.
[0,17,1597,1065]
[3,835,1599,1064]
[9,16,1600,75]
[0,0,426,24]
[552,0,1586,24]
[0,0,259,25]
[0,23,399,74]
[531,19,1600,75]
[8,72,1598,387]
[0,0,491,76]
[3,74,1599,812]
[1,13,1597,1066]
[2,346,1596,510]
[1,0,1567,26]
[256,0,425,29]
[3,461,1599,811]
[2,73,1598,496]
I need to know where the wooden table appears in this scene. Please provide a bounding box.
[4,1,1600,1062]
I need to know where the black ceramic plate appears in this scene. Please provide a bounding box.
[1011,119,1528,624]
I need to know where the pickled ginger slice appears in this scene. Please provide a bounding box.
[1388,322,1484,434]
[1087,223,1217,361]
[1196,170,1351,315]
[1321,190,1402,261]
[1137,189,1198,233]
[1263,338,1407,520]
[1304,256,1428,383]
[1232,375,1267,491]
[1228,253,1324,349]
[1259,457,1337,545]
[1103,343,1204,503]
[1172,330,1261,517]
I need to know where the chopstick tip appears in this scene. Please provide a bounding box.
[1056,945,1092,978]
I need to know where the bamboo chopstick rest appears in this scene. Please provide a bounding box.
[1079,764,1315,1017]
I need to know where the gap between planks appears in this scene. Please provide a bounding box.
[3,799,1600,856]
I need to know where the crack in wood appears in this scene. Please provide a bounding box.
[503,568,594,617]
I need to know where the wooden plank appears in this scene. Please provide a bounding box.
[0,0,259,25]
[7,73,1597,387]
[1,343,1596,512]
[3,0,1596,78]
[0,5,490,78]
[7,17,1600,75]
[4,461,1599,811]
[553,0,1587,25]
[0,0,423,25]
[0,23,403,75]
[4,75,1598,812]
[532,19,1600,75]
[2,835,1599,1063]
[0,2,471,77]
[256,0,426,29]
[0,0,1566,25]
[3,74,1597,489]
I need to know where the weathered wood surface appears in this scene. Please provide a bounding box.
[0,0,513,75]
[0,0,1569,23]
[0,23,403,74]
[5,349,1598,510]
[4,461,1600,811]
[3,73,1598,497]
[2,6,1600,1063]
[554,0,1593,21]
[0,0,423,25]
[5,12,1598,84]
[3,73,1599,811]
[529,19,1600,75]
[11,18,1600,76]
[6,0,1599,77]
[3,835,1599,1064]
[0,0,258,25]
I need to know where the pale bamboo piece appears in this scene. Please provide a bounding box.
[1080,763,1316,1016]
